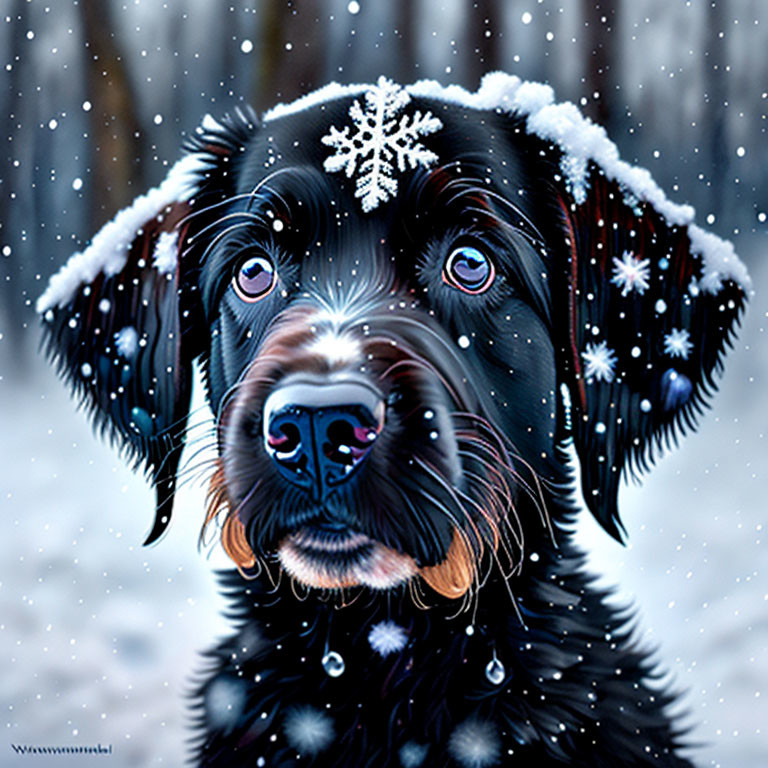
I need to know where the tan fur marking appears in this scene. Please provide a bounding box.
[419,531,477,599]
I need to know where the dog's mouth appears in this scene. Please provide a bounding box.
[277,522,418,590]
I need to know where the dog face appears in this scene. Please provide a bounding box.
[38,75,748,601]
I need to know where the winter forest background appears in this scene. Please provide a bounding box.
[1,0,766,765]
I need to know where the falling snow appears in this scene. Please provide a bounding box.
[36,153,210,313]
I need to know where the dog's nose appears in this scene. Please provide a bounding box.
[263,374,385,501]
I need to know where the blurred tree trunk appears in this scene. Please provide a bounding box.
[703,0,729,217]
[465,0,501,89]
[394,0,416,83]
[581,0,620,131]
[1,0,36,360]
[79,0,145,230]
[253,0,325,113]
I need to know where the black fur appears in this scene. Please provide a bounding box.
[40,80,745,767]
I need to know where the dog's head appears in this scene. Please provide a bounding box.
[38,74,748,601]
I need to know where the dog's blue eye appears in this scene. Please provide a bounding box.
[233,255,276,302]
[443,246,495,294]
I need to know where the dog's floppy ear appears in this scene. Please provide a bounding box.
[549,157,748,541]
[36,157,206,544]
[485,78,749,539]
[36,109,259,544]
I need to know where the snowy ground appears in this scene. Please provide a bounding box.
[1,238,766,766]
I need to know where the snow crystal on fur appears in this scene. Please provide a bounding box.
[36,152,207,314]
[283,706,335,755]
[448,719,501,768]
[368,620,408,656]
[115,326,139,359]
[152,230,179,274]
[399,740,429,767]
[264,82,370,123]
[204,676,247,733]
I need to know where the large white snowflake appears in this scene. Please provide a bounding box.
[611,251,651,296]
[582,340,617,384]
[663,327,693,359]
[321,76,443,212]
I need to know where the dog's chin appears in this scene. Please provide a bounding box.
[277,528,418,590]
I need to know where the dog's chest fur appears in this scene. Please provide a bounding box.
[197,534,689,767]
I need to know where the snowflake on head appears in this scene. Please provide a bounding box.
[582,340,617,384]
[321,77,443,212]
[611,251,651,296]
[663,327,693,359]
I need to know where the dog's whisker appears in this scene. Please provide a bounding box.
[198,220,260,267]
[178,191,262,227]
[189,210,268,245]
[452,412,552,537]
[459,464,523,557]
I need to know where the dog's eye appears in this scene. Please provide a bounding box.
[443,246,495,294]
[233,255,277,302]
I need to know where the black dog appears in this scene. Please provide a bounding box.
[38,74,748,767]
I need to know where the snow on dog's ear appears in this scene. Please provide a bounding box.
[553,169,747,540]
[37,109,259,544]
[495,79,751,540]
[36,155,206,544]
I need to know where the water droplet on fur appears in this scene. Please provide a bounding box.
[130,407,153,436]
[485,657,505,685]
[322,651,345,677]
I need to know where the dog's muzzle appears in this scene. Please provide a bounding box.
[263,373,386,503]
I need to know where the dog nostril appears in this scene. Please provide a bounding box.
[323,418,380,468]
[266,422,301,455]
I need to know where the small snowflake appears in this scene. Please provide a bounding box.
[399,741,429,768]
[321,77,443,212]
[611,251,651,296]
[663,328,693,359]
[115,326,139,359]
[448,719,500,768]
[152,230,179,274]
[560,154,589,204]
[582,340,617,384]
[368,620,408,657]
[283,706,335,755]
